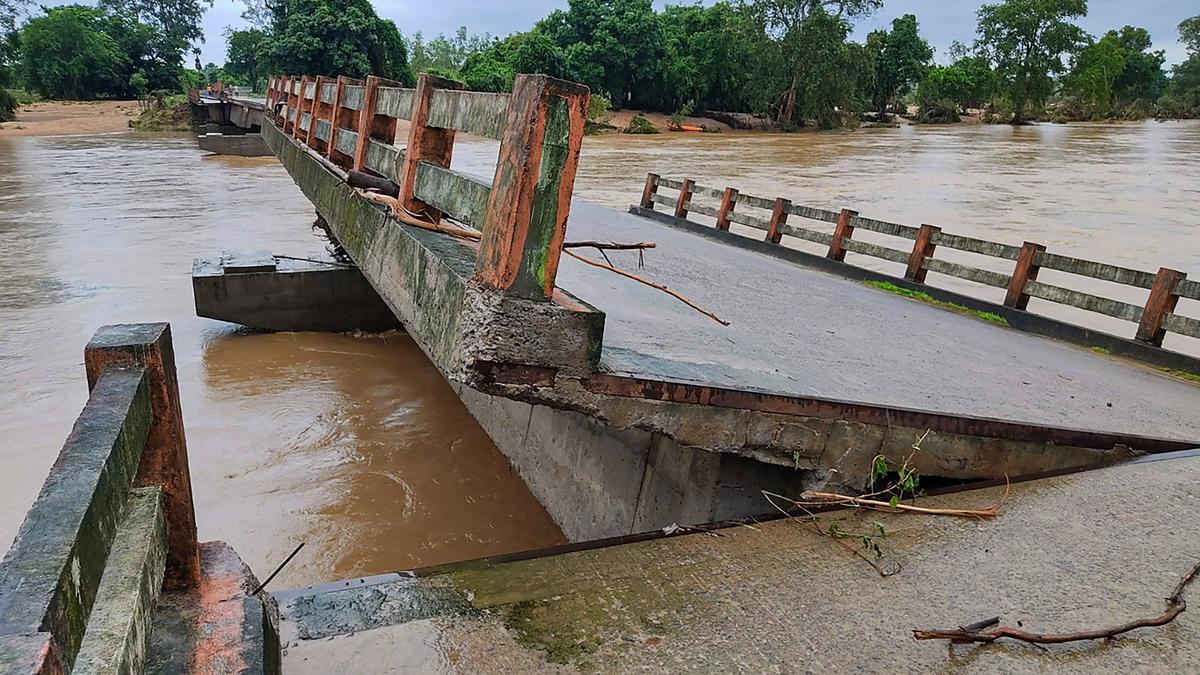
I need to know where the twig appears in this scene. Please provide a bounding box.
[252,542,305,595]
[794,480,1010,520]
[762,491,894,577]
[914,560,1200,645]
[562,241,657,251]
[564,249,730,326]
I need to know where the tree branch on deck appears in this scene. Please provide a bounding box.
[913,560,1200,645]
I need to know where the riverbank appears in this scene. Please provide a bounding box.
[0,100,139,137]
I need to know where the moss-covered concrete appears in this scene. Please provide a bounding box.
[74,486,167,674]
[0,368,151,673]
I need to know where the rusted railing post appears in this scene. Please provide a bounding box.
[398,73,465,220]
[307,76,329,152]
[640,173,659,209]
[292,75,310,139]
[265,76,276,119]
[674,179,694,219]
[475,74,589,299]
[328,76,364,169]
[1136,268,1185,346]
[906,224,941,283]
[716,187,738,231]
[828,208,857,261]
[84,323,200,591]
[1004,242,1045,309]
[352,75,400,173]
[766,197,790,244]
[284,76,300,134]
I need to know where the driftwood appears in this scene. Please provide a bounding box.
[914,561,1200,645]
[347,169,399,197]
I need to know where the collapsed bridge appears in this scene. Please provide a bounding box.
[198,72,1200,542]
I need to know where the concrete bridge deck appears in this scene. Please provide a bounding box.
[559,201,1200,441]
[275,450,1200,673]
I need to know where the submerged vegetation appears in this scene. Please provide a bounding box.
[864,281,1010,326]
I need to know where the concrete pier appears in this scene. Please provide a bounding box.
[193,252,402,333]
[198,133,272,157]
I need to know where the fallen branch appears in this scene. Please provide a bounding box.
[795,481,1009,520]
[563,249,730,326]
[562,241,656,251]
[914,560,1200,645]
[762,490,894,577]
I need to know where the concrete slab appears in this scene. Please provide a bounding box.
[276,451,1200,672]
[554,202,1200,441]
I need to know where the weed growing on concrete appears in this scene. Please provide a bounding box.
[1162,368,1200,384]
[863,280,1009,326]
[1090,346,1113,355]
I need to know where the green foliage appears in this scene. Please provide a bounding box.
[622,113,659,134]
[866,14,932,112]
[976,0,1087,123]
[1159,16,1200,118]
[20,5,128,99]
[1110,26,1166,104]
[1066,31,1125,118]
[408,26,492,77]
[224,27,265,91]
[262,0,413,84]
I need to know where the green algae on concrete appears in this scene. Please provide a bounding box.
[864,280,1009,326]
[278,453,1200,672]
[0,368,151,673]
[74,486,167,674]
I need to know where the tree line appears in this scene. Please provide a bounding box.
[3,0,1199,129]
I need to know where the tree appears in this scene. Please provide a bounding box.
[99,0,213,65]
[262,0,413,84]
[866,13,932,112]
[224,27,265,91]
[975,0,1087,123]
[656,2,755,114]
[1110,26,1166,104]
[408,26,492,77]
[20,5,129,99]
[1066,31,1125,118]
[1160,16,1200,117]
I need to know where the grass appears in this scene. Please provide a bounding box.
[1090,346,1112,355]
[1162,368,1200,384]
[863,280,1009,326]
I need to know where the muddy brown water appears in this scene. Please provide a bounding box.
[1,121,1197,588]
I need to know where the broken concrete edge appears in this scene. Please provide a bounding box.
[465,364,1197,495]
[74,486,166,675]
[0,368,152,674]
[628,205,1200,377]
[197,134,272,157]
[144,541,281,675]
[262,119,604,378]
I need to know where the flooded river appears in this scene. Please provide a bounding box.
[1,120,1197,588]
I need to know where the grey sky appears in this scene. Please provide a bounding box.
[189,0,1195,69]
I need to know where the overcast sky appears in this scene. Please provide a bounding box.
[191,0,1195,68]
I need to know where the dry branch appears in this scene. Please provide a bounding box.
[563,249,730,326]
[914,561,1200,645]
[795,484,1009,520]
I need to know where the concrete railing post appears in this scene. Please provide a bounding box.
[766,197,791,244]
[265,76,275,118]
[1136,268,1185,347]
[475,73,589,299]
[84,323,200,591]
[352,75,400,173]
[1004,241,1045,310]
[716,187,738,231]
[398,73,465,221]
[284,76,300,134]
[906,224,941,283]
[640,173,659,209]
[828,208,858,261]
[674,179,694,219]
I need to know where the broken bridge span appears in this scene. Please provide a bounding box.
[199,72,1200,542]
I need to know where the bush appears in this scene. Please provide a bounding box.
[623,113,660,134]
[914,100,960,124]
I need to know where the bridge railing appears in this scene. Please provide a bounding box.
[640,174,1200,351]
[0,323,199,673]
[265,72,590,301]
